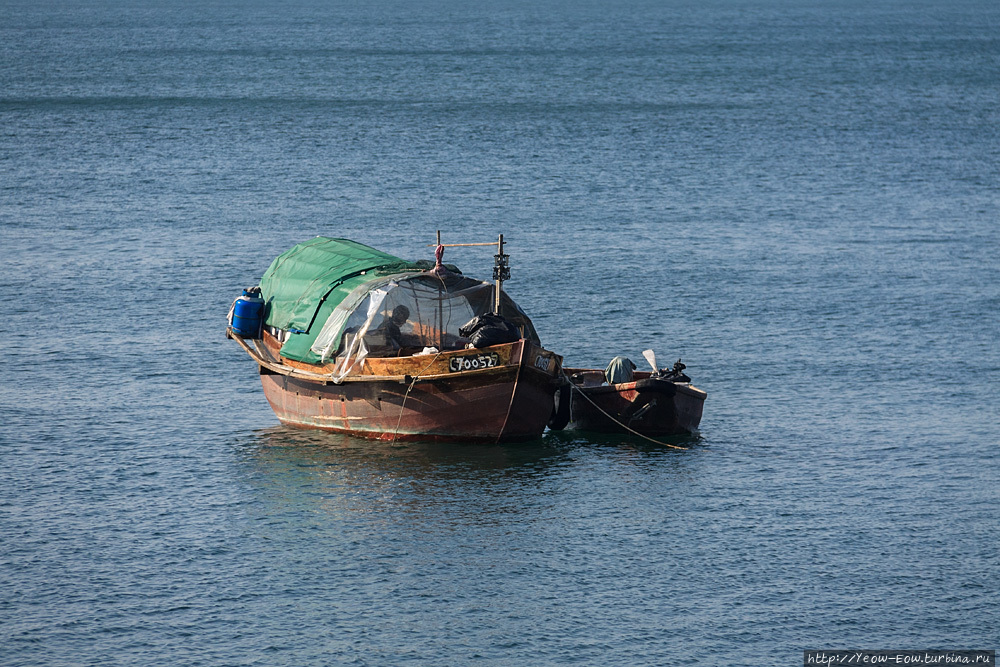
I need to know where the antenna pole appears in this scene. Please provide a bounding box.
[435,231,444,348]
[493,234,509,315]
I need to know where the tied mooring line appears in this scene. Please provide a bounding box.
[560,370,690,450]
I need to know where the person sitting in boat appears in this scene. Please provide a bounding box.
[376,304,411,349]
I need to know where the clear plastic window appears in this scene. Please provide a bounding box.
[310,272,540,381]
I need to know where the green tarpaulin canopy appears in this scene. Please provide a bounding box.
[259,237,423,362]
[258,236,538,365]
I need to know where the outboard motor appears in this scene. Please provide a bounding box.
[230,286,265,339]
[655,359,691,383]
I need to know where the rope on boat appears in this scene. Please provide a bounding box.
[560,370,690,450]
[390,350,445,444]
[495,339,526,444]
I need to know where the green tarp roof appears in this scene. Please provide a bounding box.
[259,237,423,362]
[257,236,536,365]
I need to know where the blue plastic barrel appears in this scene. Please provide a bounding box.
[231,287,265,338]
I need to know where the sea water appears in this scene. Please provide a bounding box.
[1,0,998,664]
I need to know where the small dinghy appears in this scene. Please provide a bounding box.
[551,350,706,437]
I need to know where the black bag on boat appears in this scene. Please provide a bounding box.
[460,314,521,348]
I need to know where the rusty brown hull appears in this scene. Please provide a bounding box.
[256,339,561,443]
[565,370,706,436]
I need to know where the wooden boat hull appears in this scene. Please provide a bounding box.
[564,370,706,436]
[255,338,562,443]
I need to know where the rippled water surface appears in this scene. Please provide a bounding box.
[2,0,998,664]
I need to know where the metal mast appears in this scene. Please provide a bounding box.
[492,234,509,316]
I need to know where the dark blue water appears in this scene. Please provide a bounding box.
[2,0,998,664]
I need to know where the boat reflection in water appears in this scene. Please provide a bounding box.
[230,425,699,526]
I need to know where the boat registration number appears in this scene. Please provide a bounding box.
[448,352,500,372]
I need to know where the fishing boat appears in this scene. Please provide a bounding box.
[551,353,707,437]
[228,235,563,443]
